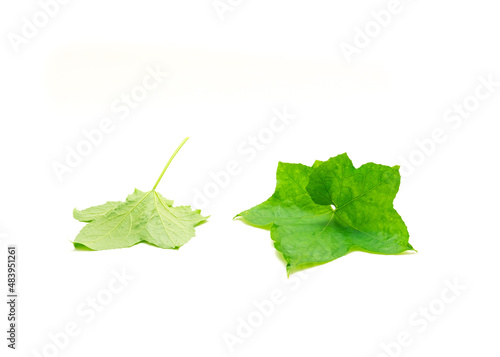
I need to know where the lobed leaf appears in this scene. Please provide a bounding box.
[237,154,414,274]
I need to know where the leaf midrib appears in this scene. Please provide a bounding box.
[334,170,397,212]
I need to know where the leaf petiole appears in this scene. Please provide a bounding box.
[152,137,189,190]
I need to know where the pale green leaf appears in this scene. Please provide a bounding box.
[73,201,122,222]
[72,138,208,251]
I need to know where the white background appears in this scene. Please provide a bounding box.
[1,0,499,356]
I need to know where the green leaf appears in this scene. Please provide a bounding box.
[73,138,208,251]
[73,201,122,222]
[236,153,413,274]
[142,191,207,249]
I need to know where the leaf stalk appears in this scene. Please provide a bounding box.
[152,137,189,190]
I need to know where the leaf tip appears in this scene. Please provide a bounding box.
[72,241,95,251]
[233,213,242,220]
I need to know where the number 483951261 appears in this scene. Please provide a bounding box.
[7,247,16,294]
